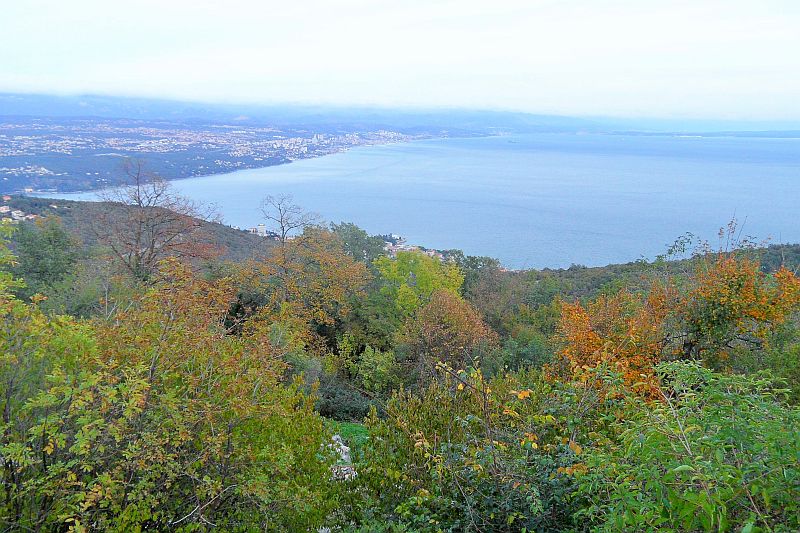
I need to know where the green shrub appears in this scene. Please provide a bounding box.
[338,367,586,532]
[317,373,376,421]
[574,362,800,532]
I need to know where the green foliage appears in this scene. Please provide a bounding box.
[11,217,81,299]
[0,221,25,302]
[444,249,501,296]
[729,321,800,405]
[500,332,554,370]
[343,289,404,352]
[575,362,800,532]
[317,373,375,421]
[0,245,340,530]
[338,368,585,532]
[375,251,464,316]
[331,222,387,265]
[350,345,401,393]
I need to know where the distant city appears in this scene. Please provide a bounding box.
[0,117,426,194]
[0,92,612,195]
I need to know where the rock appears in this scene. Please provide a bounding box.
[331,434,351,463]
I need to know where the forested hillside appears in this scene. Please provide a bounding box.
[1,175,798,531]
[8,195,271,262]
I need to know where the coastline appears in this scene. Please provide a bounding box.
[22,132,496,197]
[29,132,800,270]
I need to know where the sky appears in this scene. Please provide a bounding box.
[2,0,800,120]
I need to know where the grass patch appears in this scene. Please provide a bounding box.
[330,420,370,451]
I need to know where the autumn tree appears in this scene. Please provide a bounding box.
[552,284,673,394]
[93,159,218,280]
[238,225,371,354]
[679,253,800,368]
[398,289,499,380]
[551,246,800,392]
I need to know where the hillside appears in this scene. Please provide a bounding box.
[518,242,800,299]
[9,194,800,279]
[7,195,273,262]
[1,194,798,531]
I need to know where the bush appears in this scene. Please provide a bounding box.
[316,373,376,421]
[501,332,554,370]
[574,362,800,532]
[0,257,341,530]
[338,367,587,532]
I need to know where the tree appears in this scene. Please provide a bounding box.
[444,249,502,296]
[93,159,218,280]
[330,222,386,265]
[550,250,800,394]
[239,226,371,354]
[398,289,499,379]
[375,250,464,316]
[12,216,80,298]
[552,285,672,395]
[679,253,800,368]
[260,194,320,245]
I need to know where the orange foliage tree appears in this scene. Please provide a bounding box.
[680,254,800,368]
[552,250,800,393]
[552,284,672,394]
[398,289,499,379]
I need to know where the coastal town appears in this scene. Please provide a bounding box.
[0,194,40,223]
[246,223,445,260]
[0,117,423,194]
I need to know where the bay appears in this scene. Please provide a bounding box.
[53,133,800,269]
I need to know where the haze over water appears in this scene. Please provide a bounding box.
[58,133,800,269]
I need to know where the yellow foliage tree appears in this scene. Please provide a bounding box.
[240,226,371,354]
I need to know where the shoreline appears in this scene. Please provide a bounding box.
[20,132,499,197]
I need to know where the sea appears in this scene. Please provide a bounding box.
[49,133,800,269]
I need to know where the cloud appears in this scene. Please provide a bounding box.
[1,0,799,119]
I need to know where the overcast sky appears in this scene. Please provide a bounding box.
[2,0,799,119]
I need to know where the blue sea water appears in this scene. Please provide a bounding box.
[55,133,800,269]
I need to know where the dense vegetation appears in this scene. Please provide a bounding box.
[1,176,799,531]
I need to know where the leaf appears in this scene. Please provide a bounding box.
[569,440,582,455]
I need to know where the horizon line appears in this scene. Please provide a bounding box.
[2,90,800,129]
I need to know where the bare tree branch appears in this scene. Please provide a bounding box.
[259,194,320,245]
[92,159,219,280]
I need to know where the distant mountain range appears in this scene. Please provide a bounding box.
[0,92,600,134]
[3,92,800,134]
